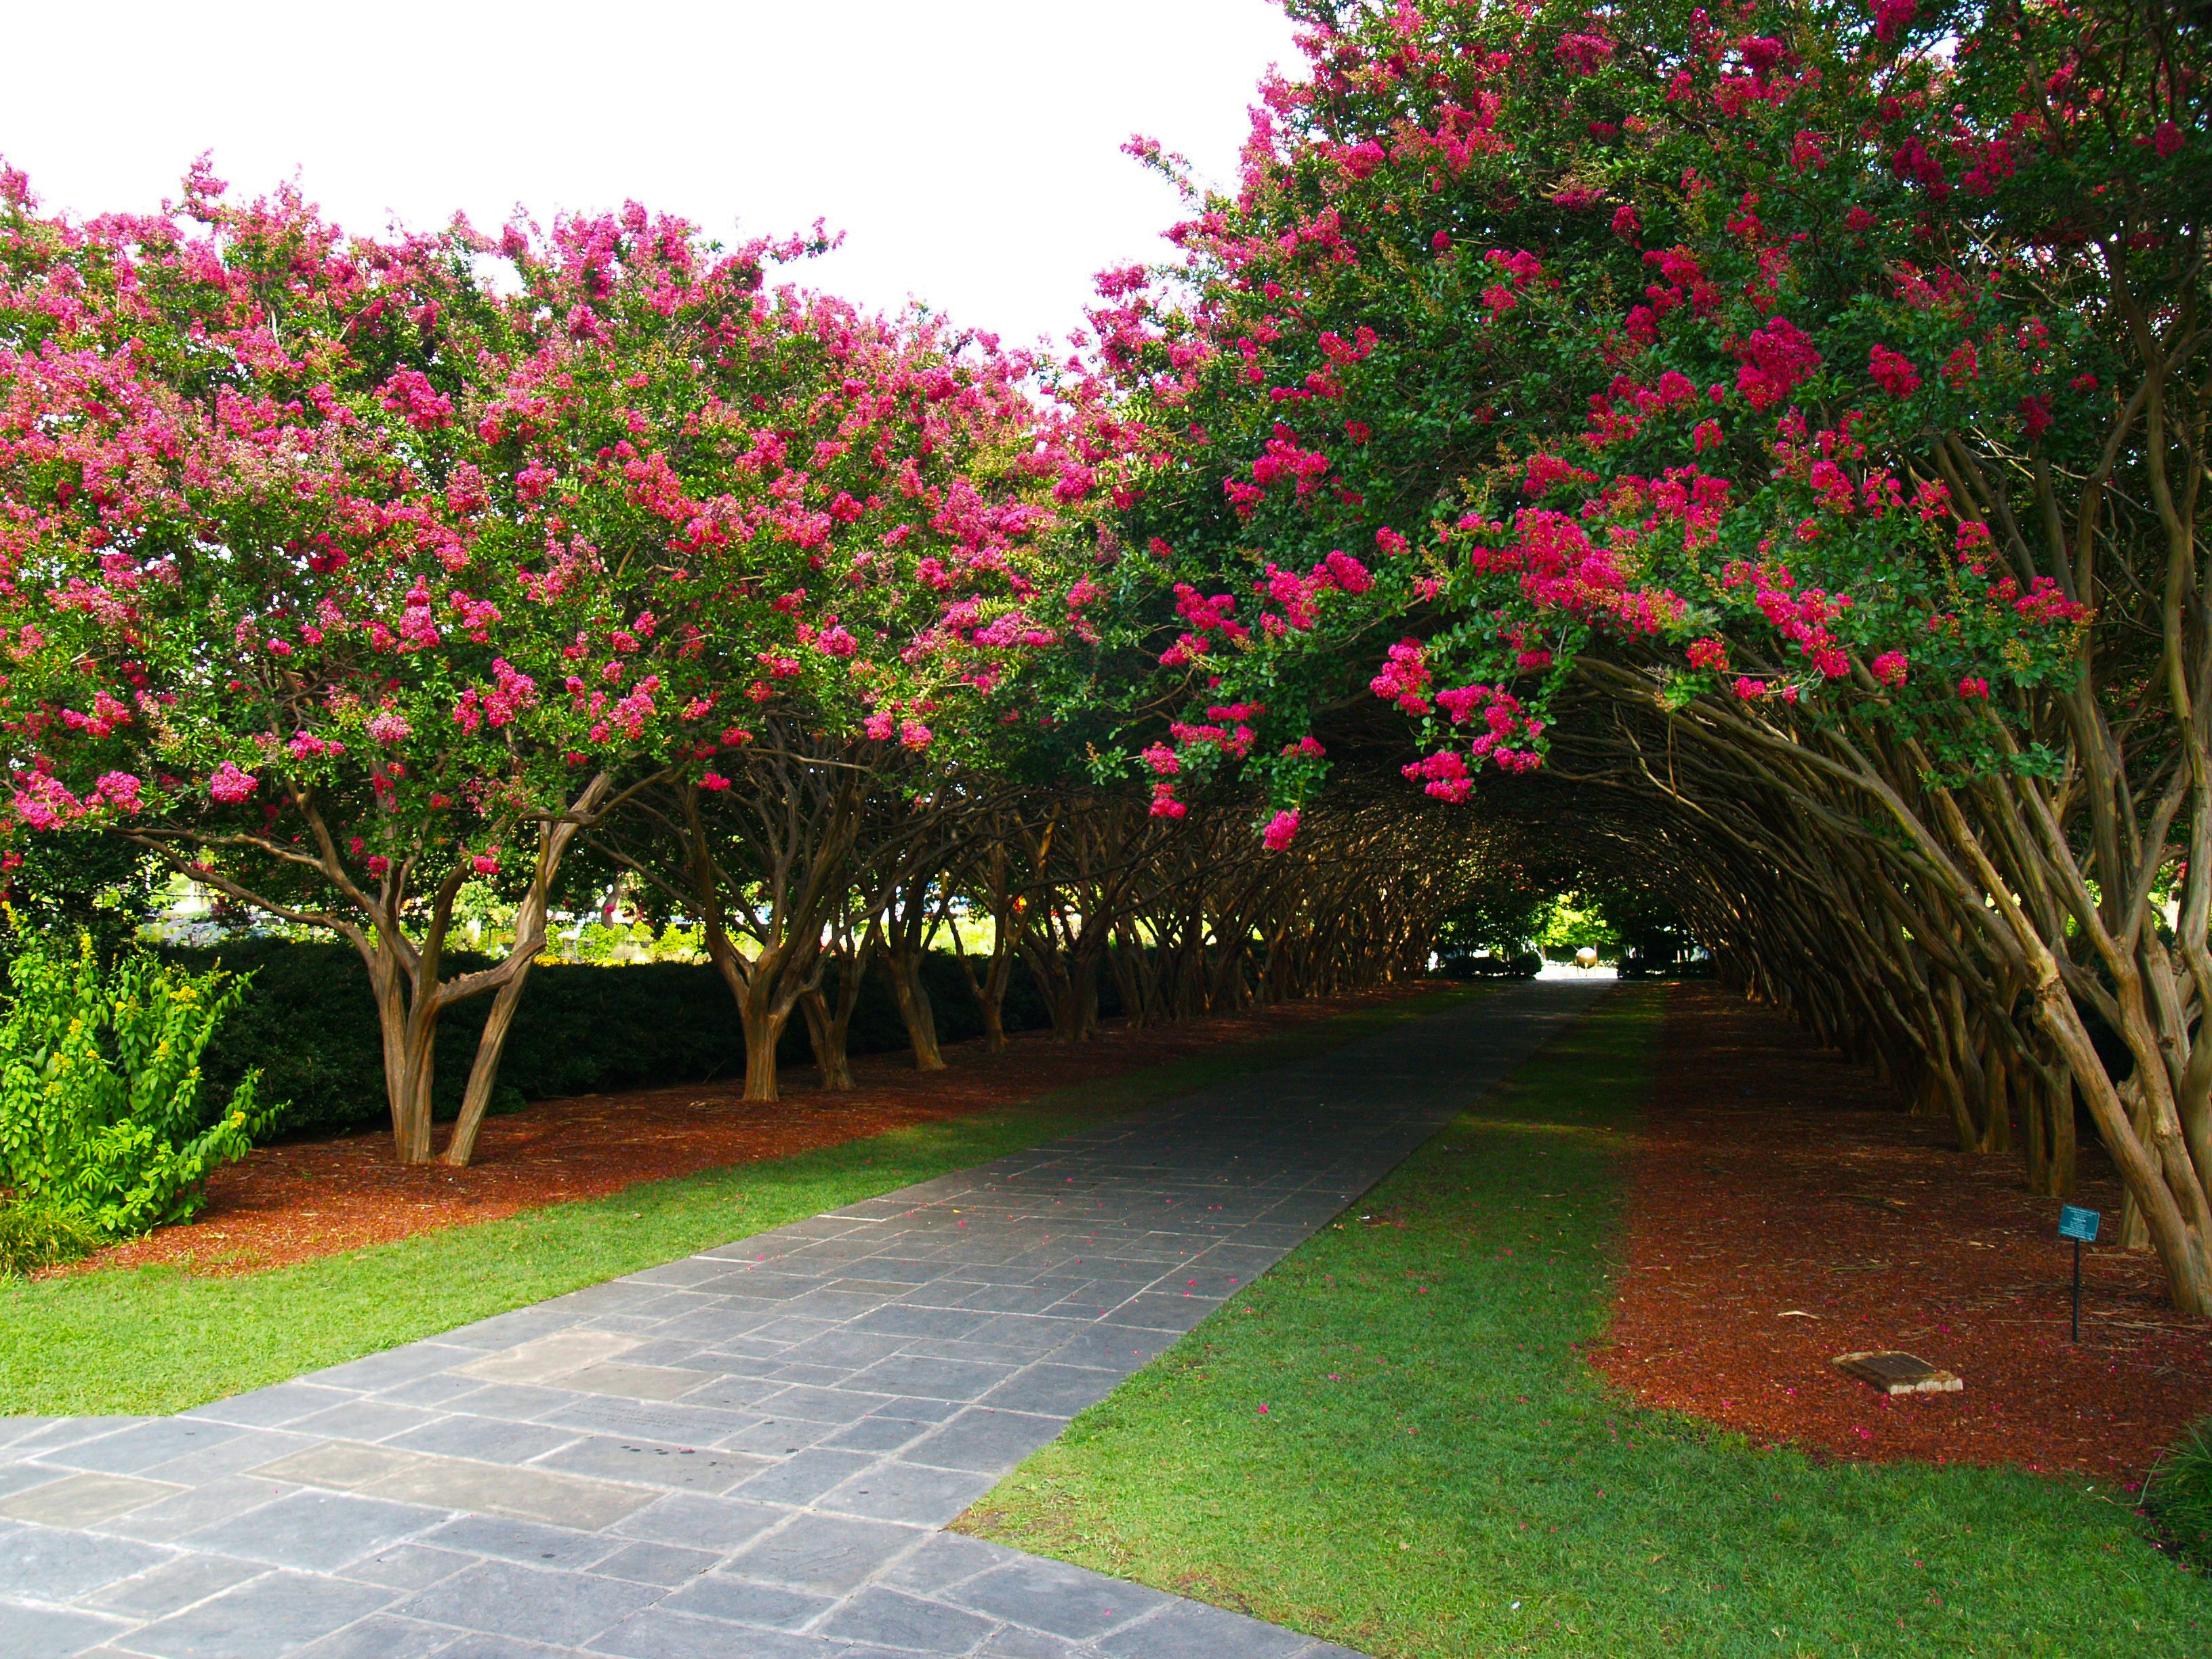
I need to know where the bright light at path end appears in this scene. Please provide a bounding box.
[3,0,1298,348]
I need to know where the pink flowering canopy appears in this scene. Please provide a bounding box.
[0,163,1094,910]
[1092,0,2190,825]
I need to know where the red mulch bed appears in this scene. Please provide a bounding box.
[79,987,1422,1277]
[1589,983,2212,1482]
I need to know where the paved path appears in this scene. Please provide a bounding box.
[1,982,1602,1659]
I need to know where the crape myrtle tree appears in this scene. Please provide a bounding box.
[0,161,1082,1163]
[577,310,1118,1103]
[1092,2,2212,1309]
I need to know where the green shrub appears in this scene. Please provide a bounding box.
[0,936,274,1235]
[166,942,1063,1138]
[0,1202,101,1275]
[2144,1416,2212,1567]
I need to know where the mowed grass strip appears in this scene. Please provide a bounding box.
[1,989,1480,1418]
[956,988,2211,1658]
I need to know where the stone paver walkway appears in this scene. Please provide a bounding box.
[1,982,1602,1658]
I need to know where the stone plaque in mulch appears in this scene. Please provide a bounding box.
[1832,1350,1964,1395]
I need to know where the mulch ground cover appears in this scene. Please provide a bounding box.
[84,987,1422,1277]
[1591,983,2212,1483]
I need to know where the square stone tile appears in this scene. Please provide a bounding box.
[844,1355,1017,1404]
[533,1437,764,1494]
[289,1614,464,1658]
[901,1409,1066,1475]
[308,1345,476,1393]
[335,1542,478,1590]
[359,1455,653,1531]
[748,1385,895,1427]
[656,1572,834,1629]
[140,1429,319,1487]
[0,1471,181,1526]
[947,1555,1170,1640]
[386,1418,579,1466]
[249,1440,422,1492]
[453,1333,638,1387]
[581,1606,827,1659]
[94,1474,302,1544]
[817,1584,996,1654]
[729,1448,876,1507]
[587,1540,718,1588]
[814,1460,996,1526]
[1042,1327,1179,1372]
[817,1415,926,1455]
[417,1515,615,1572]
[43,1419,244,1475]
[720,1511,926,1595]
[976,1364,1120,1418]
[179,1489,446,1571]
[390,1560,658,1646]
[604,1492,785,1553]
[284,1401,449,1446]
[0,1601,131,1658]
[1092,1598,1317,1658]
[877,1531,1022,1596]
[536,1398,752,1446]
[118,1568,398,1659]
[83,1551,268,1618]
[557,1364,715,1403]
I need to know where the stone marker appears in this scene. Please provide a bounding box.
[1832,1351,1963,1395]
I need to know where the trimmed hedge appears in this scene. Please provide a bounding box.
[162,941,1061,1138]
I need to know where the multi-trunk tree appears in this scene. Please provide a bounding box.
[1095,0,2212,1310]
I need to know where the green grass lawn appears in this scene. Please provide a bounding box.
[957,987,2210,1658]
[0,989,1477,1419]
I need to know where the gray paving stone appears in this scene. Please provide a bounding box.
[119,1568,398,1659]
[81,1551,268,1618]
[416,1515,618,1572]
[285,1401,449,1445]
[178,1489,447,1571]
[92,1473,300,1542]
[308,1345,474,1393]
[1043,1326,1181,1372]
[876,1530,1022,1595]
[1092,1597,1318,1657]
[587,1540,720,1588]
[818,1414,928,1454]
[976,1364,1122,1418]
[722,1511,928,1594]
[946,1555,1172,1640]
[183,1389,354,1442]
[390,1560,658,1646]
[335,1542,479,1590]
[0,1470,181,1526]
[386,1416,580,1466]
[0,1522,171,1600]
[730,1447,876,1505]
[901,1409,1067,1475]
[0,1601,131,1658]
[817,1584,996,1653]
[655,1572,834,1628]
[534,1436,766,1493]
[815,1459,998,1525]
[289,1614,464,1659]
[844,1354,1019,1403]
[43,1418,245,1475]
[604,1492,785,1553]
[583,1607,838,1658]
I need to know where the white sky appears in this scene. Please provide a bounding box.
[3,0,1298,350]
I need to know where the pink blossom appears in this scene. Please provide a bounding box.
[472,853,499,876]
[699,772,731,792]
[899,720,933,750]
[1868,345,1921,397]
[367,710,413,744]
[1261,808,1301,850]
[93,771,142,812]
[1871,651,1909,687]
[209,761,259,804]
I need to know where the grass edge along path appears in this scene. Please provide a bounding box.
[955,987,2209,1659]
[0,987,1484,1418]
